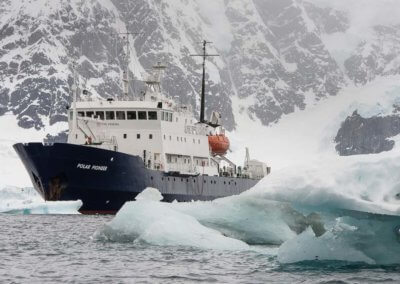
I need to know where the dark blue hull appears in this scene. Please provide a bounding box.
[13,143,259,213]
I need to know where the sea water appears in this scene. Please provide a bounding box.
[1,214,400,283]
[2,154,400,282]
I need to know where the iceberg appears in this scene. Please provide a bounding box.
[278,212,400,265]
[0,186,82,214]
[95,155,400,264]
[94,187,249,250]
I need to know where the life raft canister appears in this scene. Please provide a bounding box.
[208,134,230,155]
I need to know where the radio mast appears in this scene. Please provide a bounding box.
[191,40,219,123]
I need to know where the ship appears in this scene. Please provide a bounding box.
[13,40,270,214]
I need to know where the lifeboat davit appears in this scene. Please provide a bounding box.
[208,134,230,155]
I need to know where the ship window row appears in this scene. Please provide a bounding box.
[74,110,158,121]
[163,135,201,144]
[158,177,237,186]
[166,154,209,166]
[122,133,154,140]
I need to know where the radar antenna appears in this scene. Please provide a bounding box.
[191,40,219,123]
[144,61,167,92]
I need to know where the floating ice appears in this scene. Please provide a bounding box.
[135,186,163,201]
[0,186,82,214]
[94,188,249,250]
[97,155,400,264]
[278,212,400,265]
[171,197,298,245]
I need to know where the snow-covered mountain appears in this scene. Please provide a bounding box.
[1,0,400,186]
[0,0,350,129]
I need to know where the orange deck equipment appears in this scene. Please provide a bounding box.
[208,134,230,155]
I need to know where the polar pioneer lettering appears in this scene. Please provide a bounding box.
[77,163,108,171]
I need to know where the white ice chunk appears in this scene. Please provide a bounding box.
[94,190,249,251]
[135,187,163,202]
[0,186,82,214]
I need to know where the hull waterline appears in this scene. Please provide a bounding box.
[14,142,259,214]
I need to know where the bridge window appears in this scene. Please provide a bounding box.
[127,111,136,120]
[78,111,84,117]
[138,111,147,120]
[86,111,94,118]
[95,111,104,120]
[116,111,126,120]
[106,111,115,120]
[148,111,157,120]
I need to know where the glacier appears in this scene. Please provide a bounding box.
[95,154,400,265]
[0,186,82,214]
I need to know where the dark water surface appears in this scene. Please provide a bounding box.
[0,214,399,283]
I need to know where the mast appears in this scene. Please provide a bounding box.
[191,40,219,123]
[118,31,139,97]
[245,147,250,169]
[71,62,78,134]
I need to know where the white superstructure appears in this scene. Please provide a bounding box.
[67,63,225,176]
[66,39,270,179]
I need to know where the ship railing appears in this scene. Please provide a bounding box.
[184,125,207,135]
[172,104,192,113]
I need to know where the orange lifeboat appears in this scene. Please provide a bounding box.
[208,134,230,155]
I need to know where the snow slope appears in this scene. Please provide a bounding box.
[0,114,66,186]
[229,75,400,169]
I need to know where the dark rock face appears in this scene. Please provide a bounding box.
[335,111,400,156]
[43,131,68,144]
[345,25,400,85]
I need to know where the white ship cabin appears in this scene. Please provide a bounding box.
[67,62,270,179]
[67,64,224,176]
[67,98,220,175]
